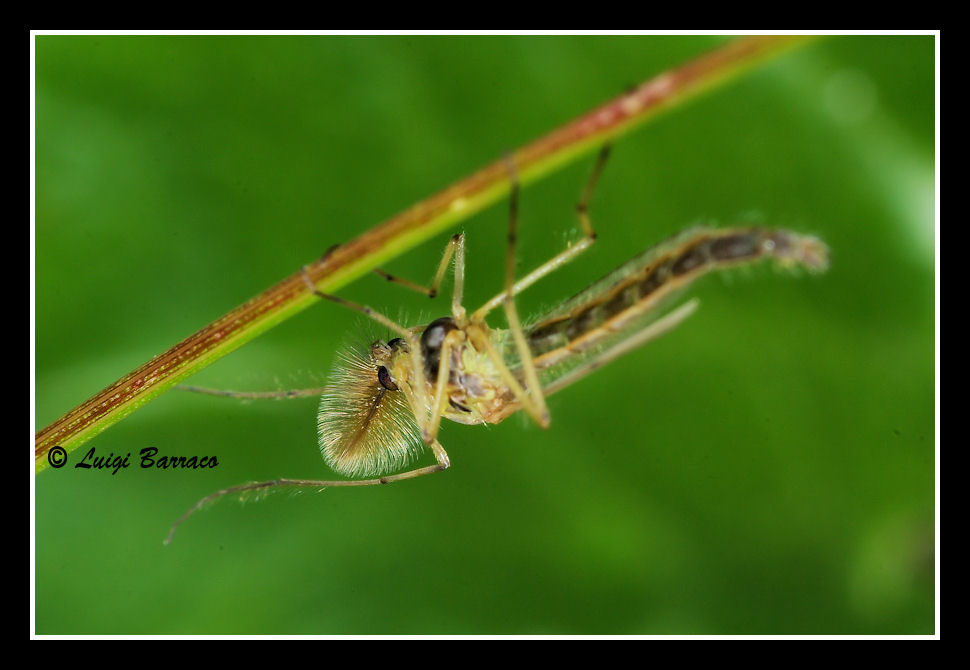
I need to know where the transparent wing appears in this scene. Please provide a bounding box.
[533,226,711,325]
[531,291,694,390]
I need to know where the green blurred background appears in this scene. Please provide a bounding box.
[34,35,935,634]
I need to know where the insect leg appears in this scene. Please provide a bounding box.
[175,385,327,399]
[164,440,452,545]
[472,144,611,321]
[372,233,465,300]
[426,329,463,442]
[493,156,551,427]
[178,233,467,407]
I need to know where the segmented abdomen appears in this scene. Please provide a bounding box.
[525,227,828,368]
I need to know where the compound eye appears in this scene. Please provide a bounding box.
[420,317,457,377]
[387,337,408,352]
[377,365,399,391]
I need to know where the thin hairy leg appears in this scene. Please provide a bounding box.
[164,440,451,545]
[472,144,611,321]
[373,233,465,301]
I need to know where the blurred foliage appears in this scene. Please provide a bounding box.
[34,35,935,634]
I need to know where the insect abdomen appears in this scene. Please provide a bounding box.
[526,227,828,365]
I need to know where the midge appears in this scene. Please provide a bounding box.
[166,147,828,544]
